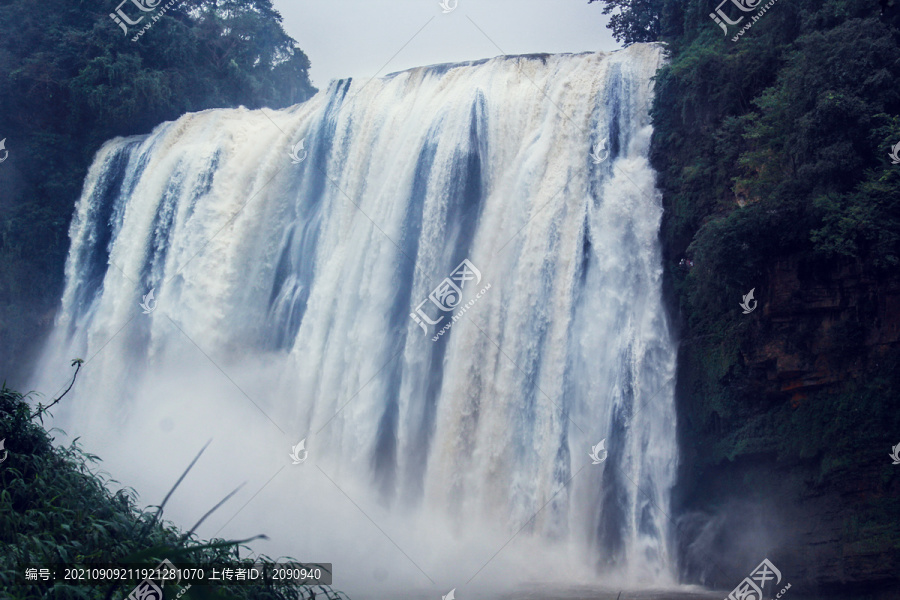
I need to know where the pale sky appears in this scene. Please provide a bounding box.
[272,0,619,88]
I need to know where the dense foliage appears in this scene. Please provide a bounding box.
[591,0,900,591]
[599,0,900,461]
[0,0,316,381]
[0,381,348,599]
[652,0,900,466]
[592,0,900,318]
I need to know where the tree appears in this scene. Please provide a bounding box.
[588,0,663,44]
[0,0,318,381]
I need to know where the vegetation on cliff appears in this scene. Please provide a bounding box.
[0,0,316,381]
[591,0,900,593]
[0,379,347,599]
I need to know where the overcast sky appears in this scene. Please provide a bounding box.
[271,0,619,88]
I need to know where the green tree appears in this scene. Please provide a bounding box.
[0,0,317,382]
[589,0,664,43]
[592,0,900,588]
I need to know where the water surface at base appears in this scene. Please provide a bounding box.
[367,585,722,600]
[500,587,722,600]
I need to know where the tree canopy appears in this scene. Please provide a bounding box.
[0,0,317,379]
[589,0,900,587]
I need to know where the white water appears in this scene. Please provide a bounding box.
[32,43,677,597]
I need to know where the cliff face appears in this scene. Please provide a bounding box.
[750,256,900,398]
[639,0,900,592]
[667,250,900,598]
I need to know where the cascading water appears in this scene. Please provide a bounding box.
[32,42,677,596]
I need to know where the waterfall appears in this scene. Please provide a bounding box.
[32,42,676,595]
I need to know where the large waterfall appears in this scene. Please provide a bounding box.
[32,43,676,597]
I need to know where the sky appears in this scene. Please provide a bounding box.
[271,0,619,88]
